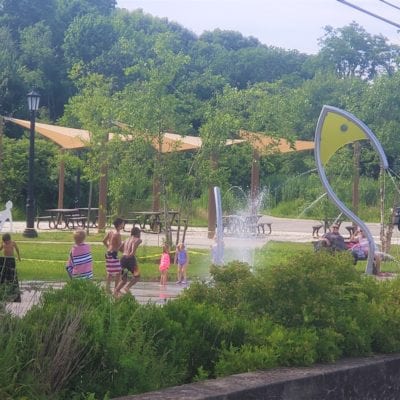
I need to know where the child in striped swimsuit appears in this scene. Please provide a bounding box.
[102,218,124,293]
[66,230,93,279]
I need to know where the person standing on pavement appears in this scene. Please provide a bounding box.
[159,244,170,286]
[174,242,189,284]
[102,217,124,294]
[66,229,93,279]
[115,226,142,296]
[0,233,21,302]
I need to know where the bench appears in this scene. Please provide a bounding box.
[66,215,87,229]
[123,218,139,232]
[345,225,356,238]
[312,224,323,238]
[36,215,56,229]
[312,219,343,238]
[257,222,272,234]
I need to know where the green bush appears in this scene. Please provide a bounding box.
[4,254,400,398]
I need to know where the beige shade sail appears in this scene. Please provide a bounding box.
[239,129,314,154]
[4,117,90,149]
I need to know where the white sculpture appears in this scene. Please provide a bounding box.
[0,201,13,232]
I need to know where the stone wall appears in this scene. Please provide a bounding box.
[113,353,400,400]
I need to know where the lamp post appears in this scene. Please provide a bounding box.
[23,90,40,238]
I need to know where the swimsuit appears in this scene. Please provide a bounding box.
[159,253,171,272]
[66,243,93,279]
[0,256,21,302]
[105,250,121,276]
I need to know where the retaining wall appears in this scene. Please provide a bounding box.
[113,353,400,400]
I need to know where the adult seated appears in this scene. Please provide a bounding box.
[349,229,381,275]
[315,224,346,252]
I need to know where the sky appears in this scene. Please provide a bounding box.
[116,0,400,54]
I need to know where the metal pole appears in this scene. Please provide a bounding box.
[23,109,38,237]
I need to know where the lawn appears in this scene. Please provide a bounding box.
[10,232,400,281]
[13,232,212,281]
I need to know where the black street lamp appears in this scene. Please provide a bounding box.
[23,90,40,238]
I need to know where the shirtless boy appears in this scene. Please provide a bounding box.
[0,233,21,302]
[102,217,124,293]
[115,226,142,296]
[0,233,21,261]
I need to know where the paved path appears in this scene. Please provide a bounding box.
[5,280,189,317]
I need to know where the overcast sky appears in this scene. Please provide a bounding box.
[116,0,400,54]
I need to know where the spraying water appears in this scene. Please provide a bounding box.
[217,186,270,267]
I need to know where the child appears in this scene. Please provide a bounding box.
[159,244,170,286]
[174,242,189,284]
[0,233,21,302]
[0,233,21,261]
[102,217,124,293]
[115,227,142,296]
[66,230,93,279]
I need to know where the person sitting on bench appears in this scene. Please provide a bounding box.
[316,224,346,252]
[349,229,381,274]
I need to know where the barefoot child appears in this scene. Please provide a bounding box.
[174,242,189,284]
[0,233,21,302]
[159,244,170,286]
[103,217,124,293]
[66,230,93,279]
[115,227,142,296]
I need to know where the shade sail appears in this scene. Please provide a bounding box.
[5,117,245,153]
[4,117,90,149]
[239,130,314,154]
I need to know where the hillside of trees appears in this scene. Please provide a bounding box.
[1,0,400,220]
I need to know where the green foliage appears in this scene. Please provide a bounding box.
[0,136,60,212]
[4,252,400,398]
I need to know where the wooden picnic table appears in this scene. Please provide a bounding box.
[222,214,263,235]
[78,208,99,228]
[128,210,181,234]
[44,208,85,229]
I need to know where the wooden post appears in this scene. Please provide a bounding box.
[97,133,109,231]
[97,163,108,231]
[57,150,65,209]
[152,175,160,211]
[152,140,162,211]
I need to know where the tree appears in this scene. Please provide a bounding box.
[317,22,400,80]
[0,136,60,212]
[0,27,26,116]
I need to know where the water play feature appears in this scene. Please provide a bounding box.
[214,185,270,266]
[315,105,389,274]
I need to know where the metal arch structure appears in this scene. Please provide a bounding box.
[314,105,389,274]
[213,186,224,266]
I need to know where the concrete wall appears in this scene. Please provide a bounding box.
[113,353,400,400]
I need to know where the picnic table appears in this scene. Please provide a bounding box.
[222,214,264,235]
[78,208,99,228]
[41,208,86,229]
[128,210,180,233]
[312,218,343,238]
